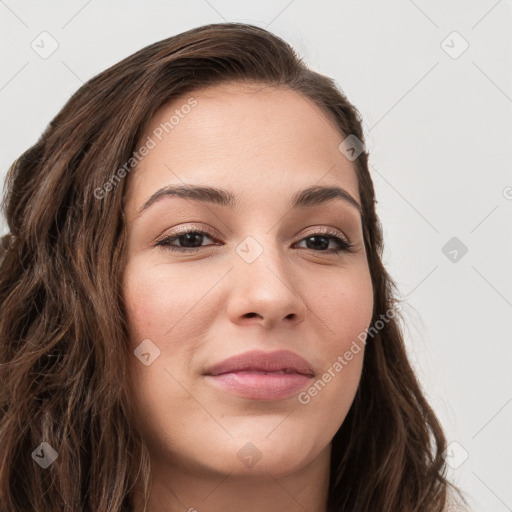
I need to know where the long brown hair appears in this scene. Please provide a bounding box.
[0,22,466,512]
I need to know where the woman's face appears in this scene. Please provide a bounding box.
[122,82,373,480]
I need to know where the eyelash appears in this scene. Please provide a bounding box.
[155,227,353,254]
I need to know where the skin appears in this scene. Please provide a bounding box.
[122,81,374,512]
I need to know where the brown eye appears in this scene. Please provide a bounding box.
[155,227,353,254]
[294,231,353,254]
[155,230,218,252]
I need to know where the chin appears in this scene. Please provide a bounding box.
[208,434,323,479]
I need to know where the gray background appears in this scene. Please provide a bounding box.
[1,1,511,510]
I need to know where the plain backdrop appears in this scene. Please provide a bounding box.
[1,1,511,510]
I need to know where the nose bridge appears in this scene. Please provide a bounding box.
[227,233,307,327]
[235,233,288,279]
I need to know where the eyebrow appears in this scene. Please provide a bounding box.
[138,184,362,216]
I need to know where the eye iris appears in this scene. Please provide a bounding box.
[157,229,350,254]
[305,235,329,251]
[178,232,204,248]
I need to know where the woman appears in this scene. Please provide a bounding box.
[0,22,467,512]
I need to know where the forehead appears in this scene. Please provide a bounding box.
[125,82,360,215]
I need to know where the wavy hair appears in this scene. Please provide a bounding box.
[0,22,466,512]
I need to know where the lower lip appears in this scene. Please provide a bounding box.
[205,371,313,400]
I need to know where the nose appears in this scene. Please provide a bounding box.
[226,239,307,329]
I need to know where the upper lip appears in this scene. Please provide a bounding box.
[203,349,315,377]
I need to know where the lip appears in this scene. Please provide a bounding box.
[203,349,314,401]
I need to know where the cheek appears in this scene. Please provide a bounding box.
[313,264,374,348]
[301,265,372,413]
[122,261,208,445]
[122,259,213,343]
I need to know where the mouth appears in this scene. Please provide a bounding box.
[203,349,315,401]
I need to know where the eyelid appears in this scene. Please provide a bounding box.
[299,225,350,243]
[154,223,219,243]
[155,224,350,245]
[154,224,354,258]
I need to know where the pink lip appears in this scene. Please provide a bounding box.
[203,349,314,401]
